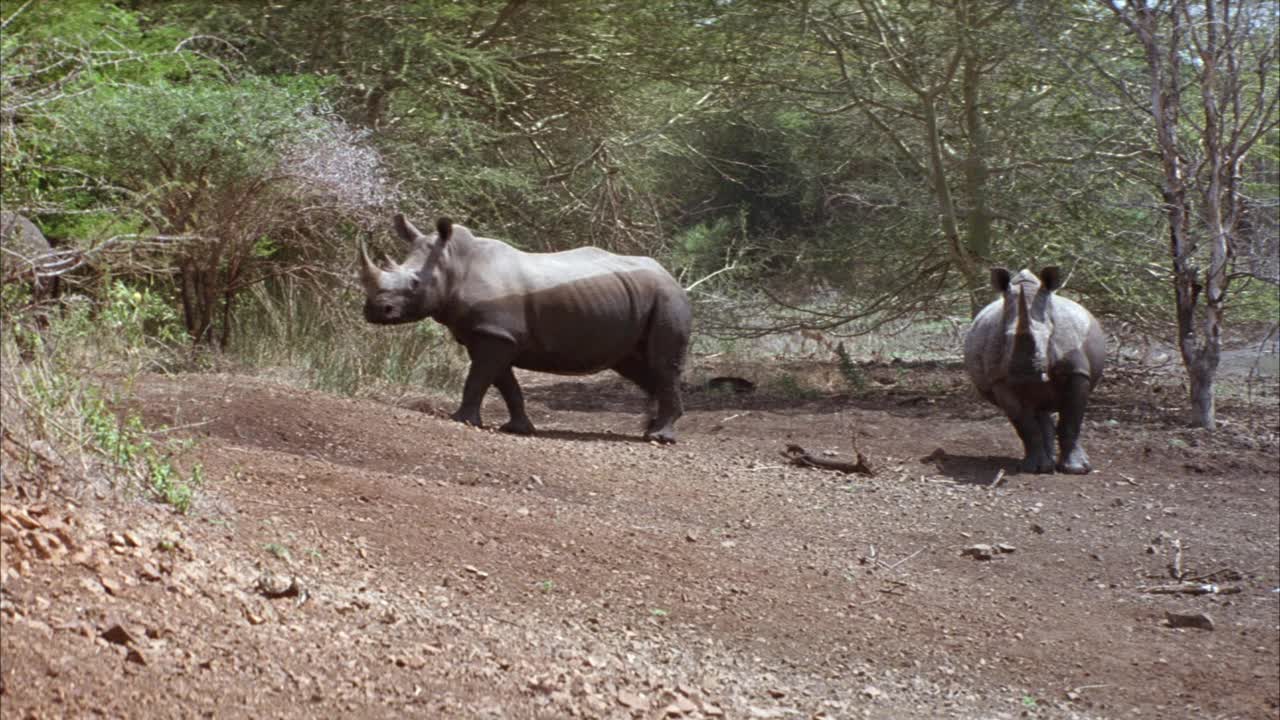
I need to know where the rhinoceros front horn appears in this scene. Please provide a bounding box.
[358,240,381,290]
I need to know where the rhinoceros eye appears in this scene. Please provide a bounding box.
[410,277,420,290]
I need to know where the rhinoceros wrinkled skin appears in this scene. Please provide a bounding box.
[963,267,1106,474]
[360,214,692,443]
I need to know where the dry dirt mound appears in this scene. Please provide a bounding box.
[2,362,1277,719]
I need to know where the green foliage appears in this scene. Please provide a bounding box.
[55,76,328,199]
[1,280,201,512]
[835,342,865,393]
[100,281,185,347]
[81,391,201,513]
[231,278,467,397]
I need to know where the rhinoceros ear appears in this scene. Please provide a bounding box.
[393,214,424,244]
[436,217,453,244]
[1039,266,1062,292]
[990,268,1012,292]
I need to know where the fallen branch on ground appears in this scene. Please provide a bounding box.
[1139,582,1241,596]
[781,444,874,476]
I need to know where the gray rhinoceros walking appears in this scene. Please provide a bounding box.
[360,214,692,443]
[963,267,1106,474]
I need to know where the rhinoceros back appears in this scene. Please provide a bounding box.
[450,240,689,374]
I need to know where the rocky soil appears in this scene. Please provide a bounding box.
[2,358,1278,719]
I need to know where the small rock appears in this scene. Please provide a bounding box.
[671,695,697,714]
[686,531,699,543]
[255,571,303,598]
[702,701,724,716]
[125,648,147,666]
[100,575,124,596]
[617,690,647,710]
[961,544,995,561]
[463,565,489,580]
[862,685,882,699]
[995,543,1016,554]
[1165,611,1214,630]
[100,624,137,646]
[122,531,142,548]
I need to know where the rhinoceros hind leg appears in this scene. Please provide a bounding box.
[1055,375,1093,474]
[614,355,676,442]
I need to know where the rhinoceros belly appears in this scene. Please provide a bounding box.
[509,271,654,374]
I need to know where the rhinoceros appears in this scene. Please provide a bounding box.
[963,267,1106,474]
[360,214,692,443]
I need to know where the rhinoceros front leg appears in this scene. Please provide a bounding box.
[992,384,1055,473]
[1055,374,1093,474]
[453,335,519,429]
[493,367,535,435]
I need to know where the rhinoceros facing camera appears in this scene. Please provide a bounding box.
[359,214,692,443]
[963,267,1106,474]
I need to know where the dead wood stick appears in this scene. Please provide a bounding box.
[781,444,874,476]
[886,547,925,570]
[1140,583,1241,595]
[1168,538,1184,580]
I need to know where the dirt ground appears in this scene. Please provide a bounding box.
[2,355,1278,719]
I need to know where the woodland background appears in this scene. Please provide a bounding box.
[2,0,1277,444]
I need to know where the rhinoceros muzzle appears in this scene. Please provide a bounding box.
[1008,333,1048,383]
[364,302,403,324]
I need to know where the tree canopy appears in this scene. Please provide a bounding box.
[1,0,1276,424]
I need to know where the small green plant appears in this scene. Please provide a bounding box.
[536,579,555,593]
[100,281,184,347]
[82,390,202,512]
[649,608,669,617]
[264,543,292,562]
[835,341,866,391]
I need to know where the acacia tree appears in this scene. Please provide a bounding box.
[1100,0,1278,428]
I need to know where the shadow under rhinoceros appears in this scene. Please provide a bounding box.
[531,428,655,444]
[921,448,1022,485]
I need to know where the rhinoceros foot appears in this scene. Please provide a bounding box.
[499,417,535,435]
[1019,454,1055,474]
[450,409,483,427]
[1056,447,1092,474]
[644,427,677,445]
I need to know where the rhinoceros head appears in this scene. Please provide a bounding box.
[991,266,1062,383]
[359,214,453,324]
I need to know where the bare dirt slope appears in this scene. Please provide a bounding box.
[3,360,1278,719]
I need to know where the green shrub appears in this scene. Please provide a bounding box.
[1,280,200,511]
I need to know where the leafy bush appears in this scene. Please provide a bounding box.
[1,281,200,511]
[231,278,466,397]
